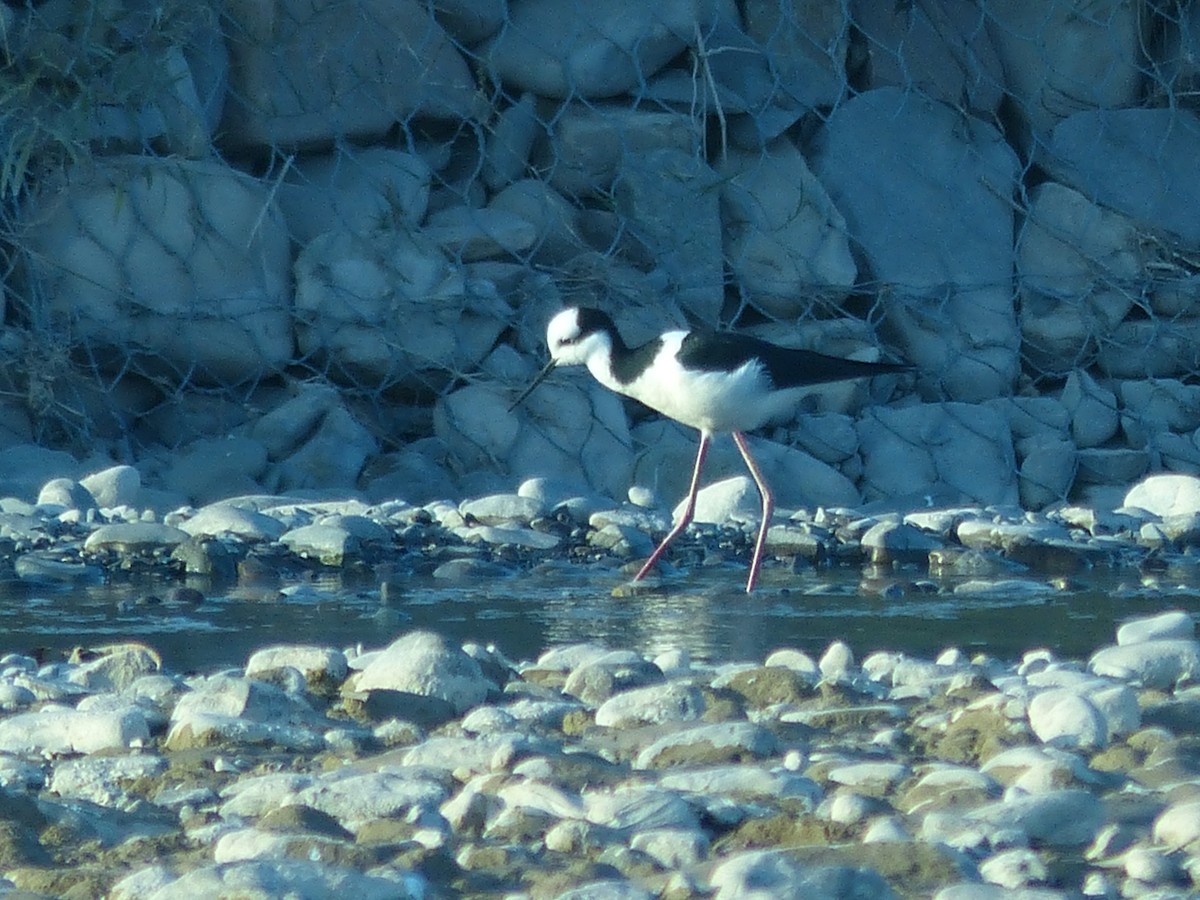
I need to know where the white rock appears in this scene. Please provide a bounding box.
[1122,846,1176,884]
[1088,639,1200,688]
[279,524,359,566]
[460,706,517,735]
[630,827,709,868]
[967,788,1104,847]
[459,493,543,525]
[981,746,1093,792]
[683,476,763,525]
[353,631,493,714]
[213,828,352,864]
[552,882,654,900]
[1118,472,1200,513]
[1119,378,1200,446]
[272,406,378,494]
[167,672,323,748]
[709,849,892,900]
[0,705,149,755]
[455,524,560,550]
[0,754,44,789]
[83,522,190,551]
[862,815,911,843]
[824,790,875,825]
[708,849,809,899]
[826,761,909,791]
[49,754,167,808]
[1080,682,1140,739]
[634,722,779,770]
[245,646,348,686]
[109,860,421,900]
[294,770,449,831]
[742,0,846,110]
[163,436,270,504]
[497,779,585,820]
[594,682,705,729]
[295,230,504,395]
[819,641,856,681]
[657,766,821,807]
[1116,609,1196,645]
[1075,447,1149,487]
[932,885,1062,900]
[583,785,699,835]
[1099,318,1200,379]
[563,650,662,705]
[179,505,287,541]
[537,104,700,197]
[1027,688,1108,750]
[442,377,634,501]
[423,205,538,262]
[1017,437,1077,509]
[979,847,1048,889]
[80,464,141,509]
[65,643,162,693]
[1152,799,1200,852]
[219,772,316,818]
[37,477,97,512]
[534,644,613,672]
[0,684,35,712]
[763,649,820,681]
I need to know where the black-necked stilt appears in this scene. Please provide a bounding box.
[511,306,910,592]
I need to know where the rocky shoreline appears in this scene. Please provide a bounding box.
[0,462,1199,897]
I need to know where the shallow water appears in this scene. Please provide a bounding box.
[3,558,1199,672]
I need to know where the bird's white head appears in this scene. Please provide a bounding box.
[545,306,616,367]
[508,306,619,412]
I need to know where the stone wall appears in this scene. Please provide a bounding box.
[3,0,1200,511]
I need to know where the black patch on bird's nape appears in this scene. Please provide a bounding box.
[572,307,619,342]
[571,307,665,386]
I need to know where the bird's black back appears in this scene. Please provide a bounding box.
[676,329,909,389]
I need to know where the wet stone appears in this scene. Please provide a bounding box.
[564,652,665,706]
[634,722,780,769]
[721,666,816,709]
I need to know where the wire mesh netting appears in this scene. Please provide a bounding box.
[2,0,1199,511]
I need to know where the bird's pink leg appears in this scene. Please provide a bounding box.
[732,431,774,593]
[634,432,711,582]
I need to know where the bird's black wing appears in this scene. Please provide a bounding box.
[677,330,909,390]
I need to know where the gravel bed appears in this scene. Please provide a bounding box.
[1,470,1200,897]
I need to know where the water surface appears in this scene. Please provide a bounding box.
[2,559,1197,672]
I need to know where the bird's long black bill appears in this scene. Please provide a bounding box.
[508,358,557,412]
